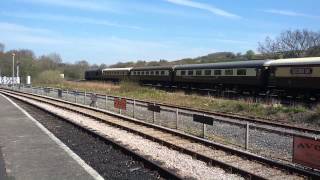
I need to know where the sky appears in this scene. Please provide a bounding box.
[0,0,319,65]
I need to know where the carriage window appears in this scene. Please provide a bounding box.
[150,71,154,75]
[137,72,140,75]
[237,69,246,76]
[188,70,193,76]
[181,71,186,76]
[291,68,313,74]
[196,70,202,76]
[141,71,144,75]
[146,71,149,75]
[214,70,221,75]
[225,69,233,75]
[161,71,165,75]
[155,71,159,75]
[205,70,211,76]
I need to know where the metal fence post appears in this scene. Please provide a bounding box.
[75,91,77,103]
[203,114,206,138]
[133,99,136,118]
[105,95,108,110]
[245,123,250,150]
[153,103,156,124]
[176,108,179,129]
[119,98,122,114]
[84,91,86,105]
[66,89,68,101]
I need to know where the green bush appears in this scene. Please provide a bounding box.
[34,70,63,84]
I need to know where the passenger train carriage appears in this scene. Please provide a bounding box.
[173,60,267,91]
[265,57,320,96]
[129,66,174,86]
[102,68,132,82]
[84,57,320,99]
[84,69,103,80]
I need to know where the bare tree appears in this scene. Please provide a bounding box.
[258,29,320,58]
[0,43,4,53]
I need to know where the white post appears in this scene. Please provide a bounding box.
[16,64,19,79]
[27,76,31,85]
[12,53,15,85]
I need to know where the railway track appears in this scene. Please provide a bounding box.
[1,88,319,179]
[12,97,177,180]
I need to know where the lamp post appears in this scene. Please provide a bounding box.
[12,53,15,85]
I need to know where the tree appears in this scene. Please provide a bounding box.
[258,29,320,58]
[245,50,255,60]
[0,43,4,53]
[47,53,62,64]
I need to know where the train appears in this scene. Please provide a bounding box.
[85,57,320,100]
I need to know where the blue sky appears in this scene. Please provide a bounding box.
[0,0,319,65]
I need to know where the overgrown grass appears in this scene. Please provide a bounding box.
[33,80,320,128]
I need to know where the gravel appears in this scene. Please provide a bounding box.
[12,93,244,180]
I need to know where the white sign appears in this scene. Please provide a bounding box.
[0,77,20,84]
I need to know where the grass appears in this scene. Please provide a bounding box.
[33,80,320,128]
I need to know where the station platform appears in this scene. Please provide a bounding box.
[0,94,102,180]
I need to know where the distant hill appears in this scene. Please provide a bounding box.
[109,51,266,68]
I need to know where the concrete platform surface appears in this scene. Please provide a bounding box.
[0,94,103,180]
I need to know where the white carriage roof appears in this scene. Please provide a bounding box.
[102,67,132,71]
[264,57,320,66]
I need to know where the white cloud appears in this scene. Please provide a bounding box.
[4,34,68,45]
[16,0,119,13]
[0,22,214,63]
[2,12,143,30]
[0,22,53,34]
[264,9,320,19]
[165,0,240,19]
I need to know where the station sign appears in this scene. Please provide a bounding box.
[293,136,320,170]
[193,114,213,125]
[114,98,126,110]
[148,104,161,112]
